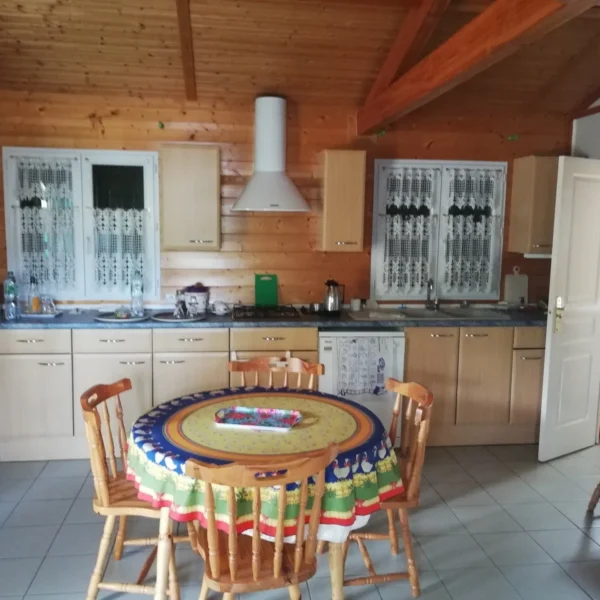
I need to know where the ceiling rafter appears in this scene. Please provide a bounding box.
[366,0,450,103]
[357,0,598,135]
[175,0,197,101]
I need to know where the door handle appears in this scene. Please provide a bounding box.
[430,334,454,338]
[532,244,551,249]
[465,333,489,338]
[17,339,44,344]
[119,361,146,365]
[521,356,542,361]
[335,241,358,246]
[178,338,204,342]
[99,339,126,343]
[263,337,285,341]
[38,362,65,367]
[554,296,565,333]
[159,360,185,364]
[189,239,213,244]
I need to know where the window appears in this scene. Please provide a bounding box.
[371,159,507,301]
[3,147,159,301]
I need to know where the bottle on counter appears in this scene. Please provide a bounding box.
[28,275,41,313]
[3,271,18,321]
[130,271,144,317]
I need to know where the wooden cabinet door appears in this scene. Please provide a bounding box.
[404,328,459,427]
[0,354,73,439]
[510,349,544,429]
[73,353,153,438]
[160,144,220,251]
[153,352,229,405]
[529,157,558,254]
[322,150,366,252]
[456,328,513,425]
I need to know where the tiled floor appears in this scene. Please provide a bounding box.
[2,445,600,599]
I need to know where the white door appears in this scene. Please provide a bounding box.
[539,156,600,461]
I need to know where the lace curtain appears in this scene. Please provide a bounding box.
[16,158,77,293]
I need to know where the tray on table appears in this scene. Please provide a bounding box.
[214,406,302,432]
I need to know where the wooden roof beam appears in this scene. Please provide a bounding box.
[357,0,598,135]
[175,0,197,101]
[366,0,450,103]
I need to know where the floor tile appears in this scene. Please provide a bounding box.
[507,462,561,481]
[63,497,102,524]
[489,445,539,462]
[423,448,458,465]
[0,525,59,559]
[553,499,600,530]
[3,500,72,528]
[568,475,600,494]
[503,502,577,531]
[28,554,99,595]
[0,557,43,596]
[501,564,590,600]
[438,567,521,600]
[447,446,500,465]
[562,561,600,600]
[25,596,82,600]
[378,571,451,600]
[0,479,33,503]
[0,502,16,527]
[462,461,516,484]
[408,505,469,537]
[418,534,493,570]
[527,480,589,502]
[39,459,90,479]
[238,582,310,600]
[432,482,497,507]
[23,476,86,501]
[482,479,544,504]
[0,462,46,480]
[549,456,600,478]
[530,529,600,562]
[308,577,382,600]
[77,475,96,499]
[172,545,204,588]
[451,505,522,534]
[48,522,106,556]
[424,463,474,484]
[473,532,554,566]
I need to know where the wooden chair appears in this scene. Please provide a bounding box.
[185,443,338,599]
[343,379,433,598]
[588,484,600,512]
[80,378,186,600]
[229,356,324,390]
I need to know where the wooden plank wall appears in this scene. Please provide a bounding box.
[0,91,569,304]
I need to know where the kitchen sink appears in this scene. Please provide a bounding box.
[439,307,511,320]
[397,308,453,319]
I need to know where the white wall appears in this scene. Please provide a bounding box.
[572,103,600,159]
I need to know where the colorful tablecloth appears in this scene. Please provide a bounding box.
[126,387,404,542]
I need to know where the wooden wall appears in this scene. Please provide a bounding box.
[0,90,570,304]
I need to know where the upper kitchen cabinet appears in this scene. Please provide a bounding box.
[321,150,366,252]
[508,156,558,255]
[160,144,221,251]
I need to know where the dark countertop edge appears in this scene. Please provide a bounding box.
[0,313,548,330]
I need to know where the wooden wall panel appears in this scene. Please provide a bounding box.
[0,91,570,304]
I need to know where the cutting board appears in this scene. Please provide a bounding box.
[504,266,528,305]
[255,274,278,306]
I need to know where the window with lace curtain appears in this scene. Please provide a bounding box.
[3,147,159,301]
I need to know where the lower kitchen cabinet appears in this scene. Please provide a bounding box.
[73,353,153,437]
[0,354,73,439]
[153,352,230,405]
[510,348,545,427]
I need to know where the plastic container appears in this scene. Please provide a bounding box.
[3,271,18,321]
[130,272,144,318]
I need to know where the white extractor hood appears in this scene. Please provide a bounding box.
[232,96,310,212]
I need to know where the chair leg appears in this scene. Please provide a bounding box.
[387,509,399,555]
[168,539,180,600]
[113,516,127,560]
[136,546,158,585]
[399,509,420,598]
[199,574,209,600]
[317,540,327,554]
[289,583,302,599]
[223,594,235,599]
[85,515,116,600]
[588,482,600,512]
[187,521,199,552]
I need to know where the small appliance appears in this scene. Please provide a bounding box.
[323,279,344,315]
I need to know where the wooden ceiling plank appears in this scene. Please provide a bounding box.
[357,0,598,135]
[366,0,450,103]
[175,0,197,101]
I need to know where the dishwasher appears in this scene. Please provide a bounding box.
[318,330,405,443]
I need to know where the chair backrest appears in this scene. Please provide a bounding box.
[386,378,433,502]
[80,378,132,507]
[185,444,338,583]
[229,356,324,390]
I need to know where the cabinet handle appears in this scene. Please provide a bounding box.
[465,333,489,338]
[17,339,44,344]
[189,239,213,244]
[159,360,185,364]
[521,356,542,361]
[178,338,204,342]
[430,334,454,338]
[262,337,285,341]
[532,244,551,249]
[38,362,65,367]
[335,241,358,246]
[99,339,126,343]
[119,361,146,365]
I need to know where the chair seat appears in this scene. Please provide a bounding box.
[92,473,160,518]
[195,528,317,594]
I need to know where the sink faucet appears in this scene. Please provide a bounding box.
[425,278,438,310]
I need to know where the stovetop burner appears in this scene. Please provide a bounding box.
[232,305,301,320]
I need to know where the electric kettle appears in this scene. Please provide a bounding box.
[324,279,345,314]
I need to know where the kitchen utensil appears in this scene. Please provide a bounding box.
[504,266,529,305]
[350,298,362,312]
[255,274,278,306]
[308,303,323,313]
[151,312,206,323]
[324,279,345,314]
[21,310,63,320]
[41,295,57,315]
[94,311,149,323]
[211,301,230,316]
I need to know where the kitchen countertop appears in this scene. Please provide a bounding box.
[0,309,548,329]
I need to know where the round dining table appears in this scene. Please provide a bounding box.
[126,386,404,600]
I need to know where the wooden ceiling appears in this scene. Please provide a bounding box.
[0,0,598,118]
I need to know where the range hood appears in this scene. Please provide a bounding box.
[232,96,310,212]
